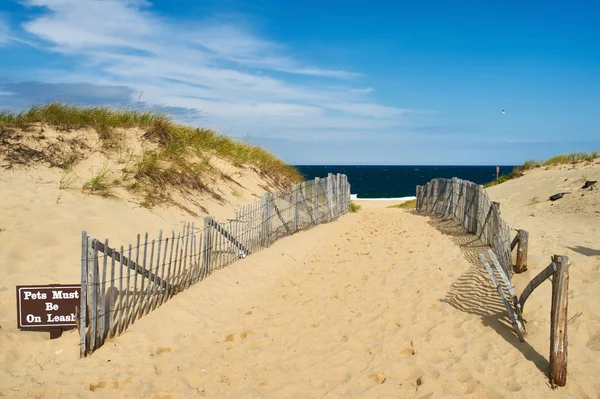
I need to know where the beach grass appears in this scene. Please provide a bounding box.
[1,103,302,205]
[484,151,599,188]
[350,202,361,212]
[387,199,416,209]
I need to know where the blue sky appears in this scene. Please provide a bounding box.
[0,0,599,165]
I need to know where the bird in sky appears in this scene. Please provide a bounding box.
[501,109,506,114]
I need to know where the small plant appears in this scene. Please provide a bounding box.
[59,169,79,189]
[387,199,416,209]
[484,174,513,188]
[350,201,361,213]
[82,165,115,197]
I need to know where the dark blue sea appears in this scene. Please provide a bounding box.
[295,165,516,199]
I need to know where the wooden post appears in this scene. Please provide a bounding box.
[87,237,97,352]
[261,193,270,248]
[550,255,569,388]
[294,184,299,233]
[515,230,529,273]
[80,231,88,357]
[492,201,501,211]
[203,217,212,277]
[313,178,320,225]
[326,173,333,221]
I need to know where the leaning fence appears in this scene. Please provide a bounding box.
[415,177,512,278]
[79,173,350,357]
[417,177,571,387]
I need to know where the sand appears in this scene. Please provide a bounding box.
[1,161,600,398]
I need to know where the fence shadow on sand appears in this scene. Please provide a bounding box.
[414,212,549,375]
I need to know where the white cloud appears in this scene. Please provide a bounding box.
[0,13,11,44]
[14,0,423,140]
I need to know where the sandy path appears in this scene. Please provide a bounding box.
[1,201,596,398]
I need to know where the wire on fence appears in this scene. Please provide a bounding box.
[79,173,351,357]
[416,177,512,279]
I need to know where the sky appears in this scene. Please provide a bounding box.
[0,0,599,165]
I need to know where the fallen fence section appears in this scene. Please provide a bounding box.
[479,252,570,387]
[79,173,351,357]
[479,250,526,342]
[416,178,570,387]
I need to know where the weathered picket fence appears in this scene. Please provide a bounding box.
[417,177,570,387]
[416,177,512,278]
[78,173,350,357]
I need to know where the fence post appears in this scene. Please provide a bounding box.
[203,217,212,277]
[313,177,320,224]
[326,173,333,221]
[261,192,270,247]
[80,231,88,358]
[515,230,529,273]
[86,236,97,352]
[293,183,300,233]
[550,255,569,388]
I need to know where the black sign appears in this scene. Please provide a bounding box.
[16,284,80,329]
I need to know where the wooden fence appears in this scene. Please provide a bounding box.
[79,173,350,357]
[417,178,570,387]
[416,177,512,279]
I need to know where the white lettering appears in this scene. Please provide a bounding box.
[26,314,41,323]
[45,302,58,311]
[46,313,76,323]
[52,290,79,300]
[23,291,47,300]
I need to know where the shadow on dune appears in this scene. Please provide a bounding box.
[412,212,550,376]
[568,246,600,257]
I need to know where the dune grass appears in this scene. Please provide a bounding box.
[484,151,599,188]
[82,165,114,198]
[387,199,416,209]
[349,202,361,212]
[1,103,302,204]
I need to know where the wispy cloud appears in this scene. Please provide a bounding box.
[0,13,11,44]
[4,0,424,140]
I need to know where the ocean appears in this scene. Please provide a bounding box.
[295,165,516,200]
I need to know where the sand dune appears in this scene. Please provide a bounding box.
[2,161,600,398]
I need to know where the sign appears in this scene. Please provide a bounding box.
[16,284,80,329]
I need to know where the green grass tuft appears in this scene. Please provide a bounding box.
[387,199,416,209]
[82,165,115,197]
[484,151,599,188]
[350,201,361,213]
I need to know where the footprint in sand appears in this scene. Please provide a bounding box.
[151,346,172,356]
[223,330,253,342]
[367,371,387,384]
[586,331,600,351]
[89,380,123,391]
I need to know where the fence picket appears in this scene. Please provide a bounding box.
[79,232,88,358]
[417,177,512,279]
[108,248,116,338]
[115,245,124,336]
[80,174,351,357]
